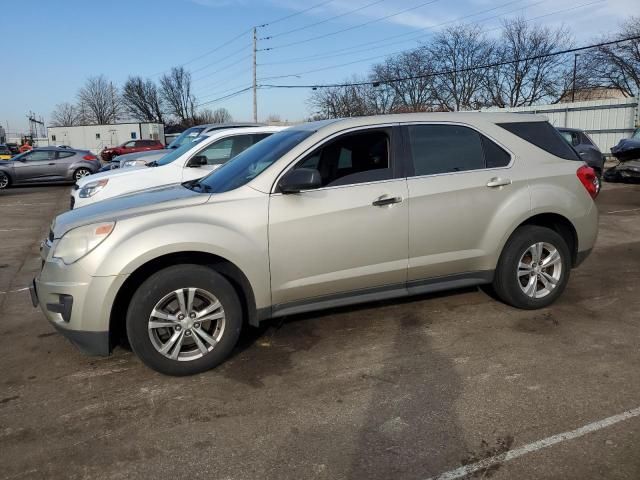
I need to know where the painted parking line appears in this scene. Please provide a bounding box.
[0,228,36,232]
[427,406,640,480]
[0,287,30,295]
[0,202,51,207]
[605,207,640,214]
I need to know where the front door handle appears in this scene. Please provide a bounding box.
[48,163,55,165]
[486,177,512,188]
[372,195,403,207]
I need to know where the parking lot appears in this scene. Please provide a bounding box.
[0,182,638,479]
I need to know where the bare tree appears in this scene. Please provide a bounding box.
[194,108,233,124]
[427,25,493,111]
[372,48,435,112]
[160,67,197,125]
[50,102,79,127]
[585,17,640,96]
[77,75,120,124]
[485,18,572,107]
[265,114,282,123]
[122,76,164,123]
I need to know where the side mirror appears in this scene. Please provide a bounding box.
[279,168,322,194]
[188,155,208,168]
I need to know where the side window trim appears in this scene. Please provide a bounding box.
[400,122,514,179]
[271,124,404,194]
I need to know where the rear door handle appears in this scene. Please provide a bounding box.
[48,163,55,165]
[486,177,512,188]
[372,195,403,207]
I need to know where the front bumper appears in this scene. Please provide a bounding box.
[32,245,128,356]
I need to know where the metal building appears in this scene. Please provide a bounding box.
[47,122,165,153]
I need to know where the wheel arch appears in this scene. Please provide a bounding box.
[506,212,579,267]
[109,251,259,351]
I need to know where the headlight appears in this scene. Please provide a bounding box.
[52,222,115,264]
[79,179,108,198]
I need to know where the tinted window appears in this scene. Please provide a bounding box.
[482,136,511,168]
[155,136,207,166]
[196,129,314,193]
[56,151,75,159]
[292,130,390,188]
[167,127,205,149]
[498,122,580,160]
[408,125,485,175]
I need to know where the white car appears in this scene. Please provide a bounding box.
[71,126,285,209]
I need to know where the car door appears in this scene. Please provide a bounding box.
[13,150,55,182]
[268,126,409,307]
[181,134,272,182]
[403,123,526,285]
[54,150,76,179]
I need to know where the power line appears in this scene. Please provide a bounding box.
[260,0,444,51]
[259,35,640,90]
[261,0,388,40]
[196,86,254,108]
[257,0,600,81]
[260,0,530,66]
[192,54,252,83]
[257,0,337,28]
[189,43,252,76]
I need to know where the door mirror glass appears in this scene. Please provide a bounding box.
[188,155,208,168]
[279,168,322,194]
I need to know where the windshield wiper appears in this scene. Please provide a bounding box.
[147,161,158,167]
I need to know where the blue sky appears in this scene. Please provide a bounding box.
[0,0,634,133]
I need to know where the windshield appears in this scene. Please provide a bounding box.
[194,129,313,193]
[155,136,206,166]
[9,151,29,161]
[633,128,640,140]
[167,127,206,149]
[558,131,573,144]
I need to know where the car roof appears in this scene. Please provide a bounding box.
[556,127,582,133]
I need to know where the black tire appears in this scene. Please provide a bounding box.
[126,264,242,376]
[73,168,92,181]
[0,171,10,189]
[493,225,571,309]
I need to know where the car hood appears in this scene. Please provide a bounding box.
[117,150,168,162]
[52,183,209,238]
[77,164,149,186]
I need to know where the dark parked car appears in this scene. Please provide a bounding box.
[557,127,605,176]
[100,139,164,162]
[5,143,19,155]
[0,147,100,189]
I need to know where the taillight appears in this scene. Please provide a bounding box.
[83,154,98,161]
[577,165,600,199]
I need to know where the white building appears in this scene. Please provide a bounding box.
[47,122,165,153]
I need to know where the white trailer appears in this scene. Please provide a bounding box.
[483,97,640,155]
[47,122,165,154]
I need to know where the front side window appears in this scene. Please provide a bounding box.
[291,130,391,188]
[196,129,314,193]
[196,134,264,165]
[24,150,53,161]
[123,141,137,148]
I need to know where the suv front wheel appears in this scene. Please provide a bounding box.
[493,225,571,309]
[126,264,242,376]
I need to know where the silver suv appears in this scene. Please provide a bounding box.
[31,113,599,376]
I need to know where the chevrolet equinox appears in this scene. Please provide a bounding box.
[31,113,599,376]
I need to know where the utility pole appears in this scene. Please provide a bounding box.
[571,53,579,103]
[252,27,258,123]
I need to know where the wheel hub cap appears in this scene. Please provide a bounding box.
[147,287,226,362]
[517,242,563,299]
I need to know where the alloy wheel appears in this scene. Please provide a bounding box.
[74,169,91,180]
[0,173,8,189]
[517,242,563,299]
[147,288,226,362]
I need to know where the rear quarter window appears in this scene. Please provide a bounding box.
[498,122,580,161]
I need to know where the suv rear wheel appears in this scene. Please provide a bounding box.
[493,225,571,309]
[126,264,242,376]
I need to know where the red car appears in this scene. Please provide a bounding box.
[100,139,164,162]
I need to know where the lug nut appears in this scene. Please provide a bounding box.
[193,322,200,329]
[178,314,185,320]
[175,325,182,331]
[185,330,192,336]
[189,312,196,319]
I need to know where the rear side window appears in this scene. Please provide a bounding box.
[407,124,510,175]
[498,122,580,160]
[56,151,75,159]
